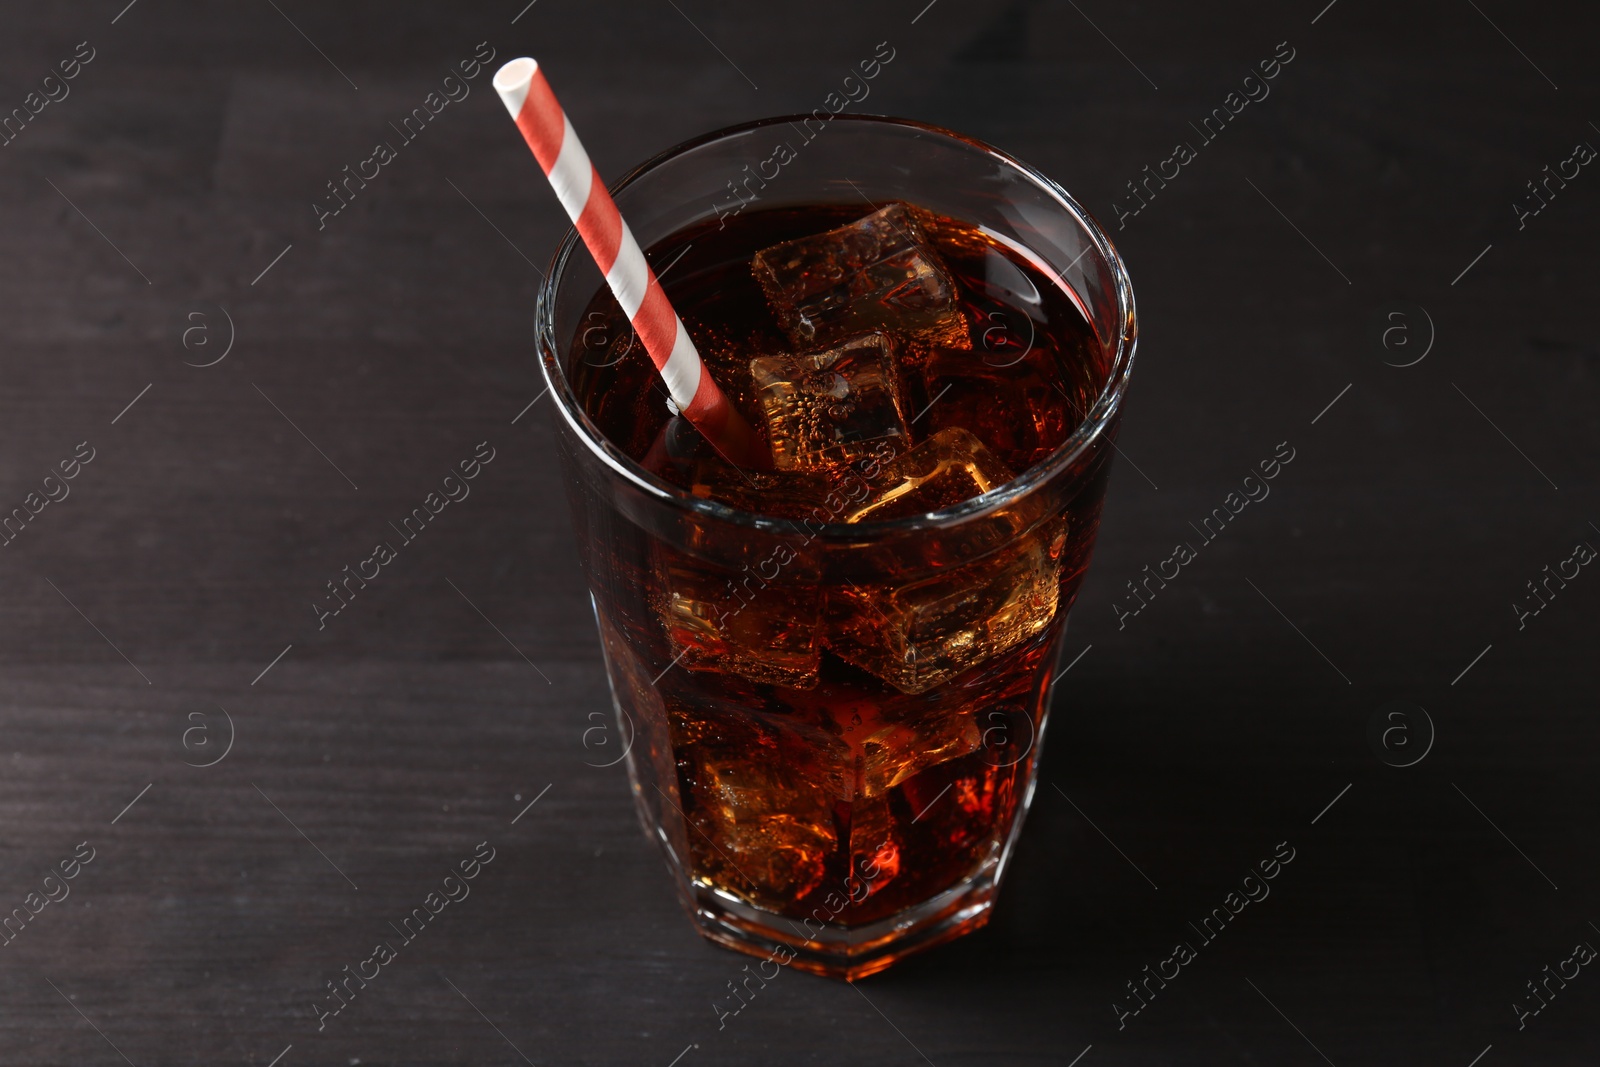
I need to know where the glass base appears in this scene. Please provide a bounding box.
[606,593,1060,981]
[684,865,1000,980]
[635,752,1042,980]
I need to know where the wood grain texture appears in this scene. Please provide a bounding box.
[1,1,1596,1063]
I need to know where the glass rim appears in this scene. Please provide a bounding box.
[536,113,1138,538]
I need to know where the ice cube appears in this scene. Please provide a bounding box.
[677,706,852,815]
[796,683,981,798]
[828,538,1062,694]
[841,426,1014,524]
[673,703,850,906]
[858,707,983,797]
[752,203,970,352]
[844,793,901,901]
[653,540,822,688]
[702,814,834,906]
[750,333,911,471]
[900,756,1012,856]
[911,347,1074,472]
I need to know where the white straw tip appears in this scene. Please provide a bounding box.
[494,58,538,118]
[494,57,537,92]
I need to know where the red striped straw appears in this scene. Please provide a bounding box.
[493,58,762,468]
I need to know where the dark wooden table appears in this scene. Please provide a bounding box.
[2,1,1596,1063]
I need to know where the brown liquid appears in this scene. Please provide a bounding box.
[572,204,1102,491]
[571,204,1109,939]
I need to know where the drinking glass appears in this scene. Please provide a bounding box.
[536,115,1136,978]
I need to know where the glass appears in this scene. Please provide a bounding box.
[535,115,1136,979]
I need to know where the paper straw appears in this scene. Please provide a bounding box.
[493,57,761,467]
